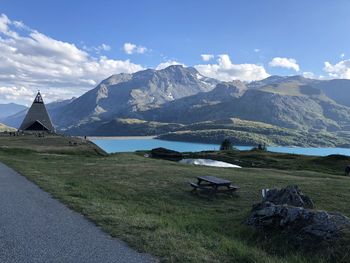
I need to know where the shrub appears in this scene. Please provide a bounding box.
[220,139,233,151]
[252,143,268,151]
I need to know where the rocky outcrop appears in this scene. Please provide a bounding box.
[259,185,314,209]
[246,201,350,244]
[245,185,350,251]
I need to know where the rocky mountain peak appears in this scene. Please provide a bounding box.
[214,81,247,96]
[101,73,133,86]
[248,75,311,90]
[4,64,348,137]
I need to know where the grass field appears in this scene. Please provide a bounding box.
[0,135,350,262]
[187,150,350,176]
[0,134,106,155]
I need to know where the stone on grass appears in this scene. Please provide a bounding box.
[260,185,314,209]
[245,185,350,251]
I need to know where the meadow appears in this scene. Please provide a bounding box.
[0,134,349,262]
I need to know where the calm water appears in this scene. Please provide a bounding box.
[91,137,350,156]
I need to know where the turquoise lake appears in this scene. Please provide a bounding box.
[91,138,350,156]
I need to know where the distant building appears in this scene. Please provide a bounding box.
[19,92,54,132]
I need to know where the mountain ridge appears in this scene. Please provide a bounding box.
[3,66,350,147]
[49,65,219,130]
[0,103,27,120]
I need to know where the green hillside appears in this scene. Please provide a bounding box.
[0,123,16,132]
[158,118,350,147]
[65,118,184,136]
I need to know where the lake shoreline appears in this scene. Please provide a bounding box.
[90,137,350,156]
[87,136,157,140]
[88,136,350,149]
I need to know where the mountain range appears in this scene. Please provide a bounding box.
[3,65,350,147]
[0,103,27,120]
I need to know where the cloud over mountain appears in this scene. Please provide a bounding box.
[0,14,143,104]
[3,12,346,105]
[324,59,350,79]
[201,54,214,61]
[0,86,34,103]
[156,60,185,70]
[195,54,270,82]
[269,57,300,72]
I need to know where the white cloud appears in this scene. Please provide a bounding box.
[302,72,316,79]
[156,60,185,70]
[83,43,111,53]
[123,43,136,54]
[123,42,147,54]
[201,54,214,61]
[254,48,260,53]
[324,59,350,79]
[100,43,111,51]
[0,86,34,103]
[194,54,270,82]
[0,14,10,33]
[12,20,26,29]
[341,53,345,59]
[0,14,144,104]
[269,57,300,72]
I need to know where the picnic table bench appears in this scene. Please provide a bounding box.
[190,175,239,198]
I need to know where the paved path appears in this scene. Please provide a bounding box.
[0,162,154,263]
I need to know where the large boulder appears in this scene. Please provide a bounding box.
[246,201,350,243]
[245,185,350,252]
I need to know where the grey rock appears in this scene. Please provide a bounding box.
[246,202,350,244]
[261,185,314,209]
[245,186,350,249]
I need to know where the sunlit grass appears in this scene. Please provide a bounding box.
[1,141,349,262]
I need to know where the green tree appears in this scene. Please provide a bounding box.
[220,139,233,151]
[252,143,268,151]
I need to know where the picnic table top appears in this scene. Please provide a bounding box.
[197,176,232,185]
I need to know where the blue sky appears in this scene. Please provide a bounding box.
[1,0,350,104]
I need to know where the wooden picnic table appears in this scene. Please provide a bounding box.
[190,175,239,198]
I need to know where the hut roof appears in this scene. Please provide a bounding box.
[19,92,54,132]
